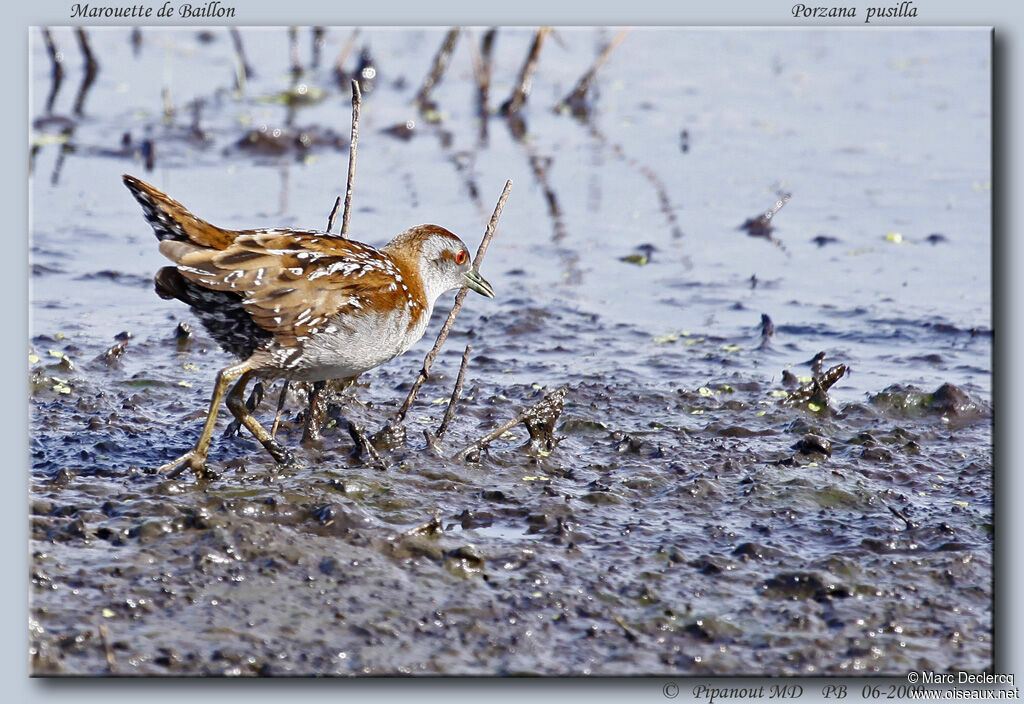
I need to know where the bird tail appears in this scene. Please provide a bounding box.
[122,174,236,250]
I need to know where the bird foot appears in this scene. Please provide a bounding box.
[156,450,217,481]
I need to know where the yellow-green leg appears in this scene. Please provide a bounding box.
[226,372,294,465]
[270,381,290,439]
[157,360,251,480]
[301,381,328,444]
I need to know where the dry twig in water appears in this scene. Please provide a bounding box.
[436,344,472,440]
[325,197,342,233]
[40,28,64,115]
[453,386,568,461]
[556,28,629,115]
[41,27,63,79]
[334,28,362,80]
[469,29,497,118]
[741,192,791,238]
[783,351,847,409]
[74,27,98,73]
[288,26,301,75]
[501,27,551,116]
[340,79,362,236]
[326,80,361,236]
[389,180,512,427]
[228,28,252,91]
[72,28,99,117]
[312,27,325,68]
[414,28,461,110]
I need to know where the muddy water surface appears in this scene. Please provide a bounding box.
[29,27,991,675]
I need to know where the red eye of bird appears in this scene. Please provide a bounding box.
[455,250,468,265]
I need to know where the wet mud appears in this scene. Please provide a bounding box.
[29,28,991,675]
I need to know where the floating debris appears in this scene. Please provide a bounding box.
[523,386,567,453]
[620,253,648,266]
[232,124,346,158]
[382,120,416,141]
[780,351,847,411]
[811,234,840,247]
[759,314,774,349]
[455,386,568,461]
[794,433,832,456]
[740,192,790,238]
[97,340,127,366]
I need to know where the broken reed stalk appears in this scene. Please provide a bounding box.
[301,380,329,442]
[312,27,325,67]
[393,179,512,423]
[288,26,301,74]
[325,197,342,233]
[436,344,472,439]
[469,29,496,114]
[414,27,460,109]
[326,80,361,233]
[229,28,253,82]
[41,28,64,115]
[72,29,99,118]
[783,352,847,408]
[501,27,551,116]
[340,79,362,237]
[325,81,361,235]
[74,27,98,73]
[558,28,629,110]
[468,33,485,94]
[452,386,568,461]
[334,28,362,77]
[41,27,63,78]
[763,192,791,222]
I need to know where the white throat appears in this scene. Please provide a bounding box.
[416,239,461,308]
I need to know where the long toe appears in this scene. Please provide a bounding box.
[188,455,217,481]
[155,450,215,481]
[156,450,194,476]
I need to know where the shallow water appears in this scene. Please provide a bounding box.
[29,27,991,675]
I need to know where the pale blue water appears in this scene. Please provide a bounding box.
[30,28,991,404]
